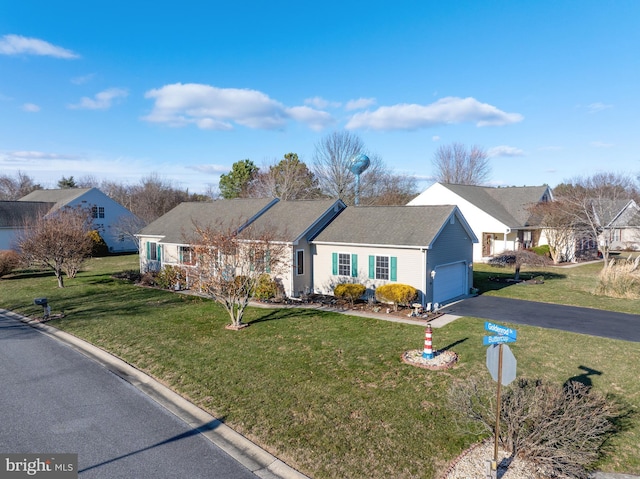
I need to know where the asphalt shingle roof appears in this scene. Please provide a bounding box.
[438,184,551,227]
[313,205,459,247]
[19,188,92,211]
[238,199,343,242]
[0,201,55,227]
[138,198,277,244]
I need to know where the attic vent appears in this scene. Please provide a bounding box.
[450,216,455,224]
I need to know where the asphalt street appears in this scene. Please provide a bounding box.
[0,310,261,479]
[443,295,640,342]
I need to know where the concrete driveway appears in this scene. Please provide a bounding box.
[442,295,640,342]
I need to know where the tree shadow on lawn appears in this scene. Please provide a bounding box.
[246,307,324,325]
[473,270,566,293]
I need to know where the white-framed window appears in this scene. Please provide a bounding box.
[338,253,351,276]
[180,246,195,265]
[375,255,390,280]
[296,249,304,275]
[91,206,105,219]
[148,241,157,261]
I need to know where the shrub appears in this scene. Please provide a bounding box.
[0,250,21,278]
[333,283,366,306]
[596,256,640,299]
[156,265,187,290]
[530,244,550,257]
[254,274,278,300]
[375,283,417,311]
[88,230,109,257]
[449,377,625,478]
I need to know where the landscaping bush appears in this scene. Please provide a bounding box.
[530,244,550,257]
[449,376,626,478]
[88,230,109,257]
[156,265,187,290]
[0,250,21,278]
[254,273,278,300]
[333,283,366,306]
[375,283,417,311]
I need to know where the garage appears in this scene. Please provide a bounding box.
[433,261,468,305]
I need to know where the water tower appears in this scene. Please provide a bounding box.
[349,153,370,206]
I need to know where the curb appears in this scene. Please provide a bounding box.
[2,309,308,479]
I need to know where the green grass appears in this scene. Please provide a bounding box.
[1,256,639,478]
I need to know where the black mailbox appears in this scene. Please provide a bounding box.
[34,297,48,306]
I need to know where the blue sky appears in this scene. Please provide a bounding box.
[1,1,639,194]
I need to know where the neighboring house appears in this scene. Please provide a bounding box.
[137,198,278,275]
[18,188,139,253]
[597,199,640,251]
[408,182,553,262]
[0,201,54,250]
[311,205,477,308]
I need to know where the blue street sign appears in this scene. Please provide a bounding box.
[483,335,517,346]
[484,321,517,340]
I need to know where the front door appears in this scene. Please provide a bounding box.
[482,233,493,256]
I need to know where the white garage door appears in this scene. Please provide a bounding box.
[433,262,467,305]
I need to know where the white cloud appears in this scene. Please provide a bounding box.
[345,97,376,111]
[432,135,440,141]
[7,150,75,160]
[487,145,525,158]
[587,102,613,113]
[287,106,335,131]
[345,97,523,131]
[22,103,40,112]
[189,164,230,174]
[71,73,96,85]
[0,34,79,59]
[143,83,334,131]
[304,96,340,109]
[590,141,614,148]
[68,88,128,110]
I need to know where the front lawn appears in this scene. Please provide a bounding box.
[1,255,638,478]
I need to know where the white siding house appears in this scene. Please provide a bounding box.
[9,188,139,253]
[408,183,553,262]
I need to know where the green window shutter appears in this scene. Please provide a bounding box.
[265,250,271,273]
[146,241,150,260]
[332,252,338,275]
[351,254,358,277]
[390,256,397,281]
[157,244,162,262]
[179,247,183,263]
[368,255,375,279]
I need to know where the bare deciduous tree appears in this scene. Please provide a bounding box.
[312,131,418,205]
[312,131,364,201]
[529,200,580,264]
[17,206,94,287]
[431,142,491,185]
[249,153,322,200]
[187,221,289,329]
[0,171,41,200]
[553,172,639,267]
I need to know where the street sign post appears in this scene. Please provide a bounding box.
[483,322,518,479]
